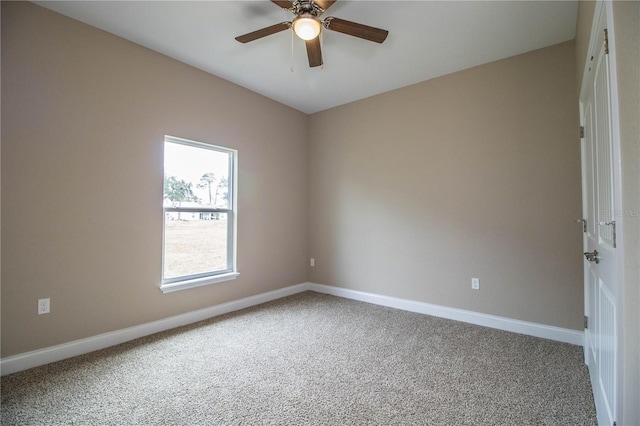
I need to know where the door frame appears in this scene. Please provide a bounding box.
[578,1,625,424]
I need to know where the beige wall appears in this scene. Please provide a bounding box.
[575,1,640,422]
[1,2,309,357]
[309,41,583,330]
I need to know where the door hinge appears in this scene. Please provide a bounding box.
[604,29,609,55]
[584,315,589,329]
[580,126,585,139]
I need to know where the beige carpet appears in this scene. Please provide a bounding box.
[1,291,596,425]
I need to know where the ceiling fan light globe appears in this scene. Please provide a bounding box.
[293,16,321,40]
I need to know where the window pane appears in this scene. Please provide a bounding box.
[164,142,230,209]
[163,212,229,280]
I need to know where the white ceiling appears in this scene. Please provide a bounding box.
[35,1,578,114]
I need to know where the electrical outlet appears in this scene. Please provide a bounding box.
[38,298,50,315]
[471,278,480,290]
[310,258,315,267]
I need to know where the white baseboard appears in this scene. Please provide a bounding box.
[1,281,583,376]
[308,283,584,346]
[0,282,310,376]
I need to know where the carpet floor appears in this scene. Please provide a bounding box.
[1,291,596,425]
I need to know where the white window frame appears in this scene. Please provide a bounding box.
[160,136,239,293]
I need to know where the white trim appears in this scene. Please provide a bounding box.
[160,272,240,293]
[0,282,309,376]
[1,281,584,376]
[309,283,584,346]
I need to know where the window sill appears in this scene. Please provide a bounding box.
[160,272,240,294]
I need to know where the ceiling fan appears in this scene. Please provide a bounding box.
[235,0,389,68]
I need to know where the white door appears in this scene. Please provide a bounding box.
[580,3,618,425]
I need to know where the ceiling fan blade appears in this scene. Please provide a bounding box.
[271,0,293,10]
[235,22,290,43]
[305,37,323,67]
[313,0,337,12]
[324,17,388,43]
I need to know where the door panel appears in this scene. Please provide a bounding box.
[594,45,615,248]
[598,281,616,419]
[584,102,597,240]
[588,269,597,362]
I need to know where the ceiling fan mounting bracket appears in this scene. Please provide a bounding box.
[291,0,325,17]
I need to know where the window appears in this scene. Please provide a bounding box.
[161,136,238,293]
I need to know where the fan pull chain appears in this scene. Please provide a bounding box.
[320,29,324,70]
[290,28,295,73]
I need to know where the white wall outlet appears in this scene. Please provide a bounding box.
[471,278,480,290]
[38,298,50,315]
[310,258,315,267]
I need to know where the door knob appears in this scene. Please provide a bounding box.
[584,250,599,264]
